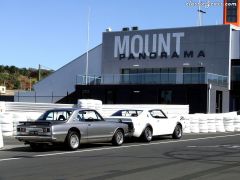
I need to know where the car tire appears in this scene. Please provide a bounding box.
[141,126,153,142]
[172,124,183,139]
[66,131,80,150]
[112,129,124,146]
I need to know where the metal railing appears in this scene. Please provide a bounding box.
[76,73,228,87]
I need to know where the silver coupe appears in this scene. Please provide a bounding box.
[15,108,130,150]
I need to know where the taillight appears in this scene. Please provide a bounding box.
[20,128,26,132]
[42,128,50,133]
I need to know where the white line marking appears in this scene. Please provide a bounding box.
[0,158,22,162]
[187,144,240,149]
[1,133,240,162]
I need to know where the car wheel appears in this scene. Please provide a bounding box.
[66,131,80,150]
[142,126,153,142]
[112,129,124,146]
[172,124,183,139]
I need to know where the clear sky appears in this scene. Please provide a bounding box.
[0,0,223,70]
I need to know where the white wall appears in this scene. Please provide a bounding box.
[15,45,102,103]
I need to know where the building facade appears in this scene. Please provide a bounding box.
[69,25,234,114]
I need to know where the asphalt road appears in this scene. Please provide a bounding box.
[1,132,240,180]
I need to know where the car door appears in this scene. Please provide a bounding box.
[149,109,173,135]
[144,111,161,136]
[81,110,115,142]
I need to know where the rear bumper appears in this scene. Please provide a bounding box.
[15,136,57,143]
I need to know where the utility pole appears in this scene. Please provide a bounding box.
[197,0,206,26]
[38,64,41,81]
[29,77,32,91]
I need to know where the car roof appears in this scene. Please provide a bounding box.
[46,108,97,111]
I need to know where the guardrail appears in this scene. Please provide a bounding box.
[76,73,228,87]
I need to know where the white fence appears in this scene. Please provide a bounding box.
[0,100,239,138]
[182,112,240,134]
[0,101,189,137]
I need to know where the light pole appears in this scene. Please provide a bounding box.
[85,8,91,85]
[208,83,212,113]
[197,0,206,26]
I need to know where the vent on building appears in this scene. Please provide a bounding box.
[106,27,112,32]
[122,27,130,31]
[132,26,139,31]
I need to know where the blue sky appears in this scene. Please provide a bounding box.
[0,0,223,70]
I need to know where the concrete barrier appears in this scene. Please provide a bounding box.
[208,115,216,133]
[199,114,208,133]
[190,115,200,133]
[234,116,240,132]
[0,101,6,112]
[0,122,3,149]
[215,114,225,132]
[3,100,240,136]
[182,115,191,133]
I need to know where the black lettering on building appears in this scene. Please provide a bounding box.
[171,51,179,58]
[128,53,135,60]
[161,52,168,58]
[139,53,146,60]
[197,51,205,58]
[119,54,125,60]
[184,51,194,58]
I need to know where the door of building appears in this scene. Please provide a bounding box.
[216,91,223,113]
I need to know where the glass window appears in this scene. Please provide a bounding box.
[80,110,103,121]
[183,67,205,84]
[232,66,240,81]
[106,90,114,104]
[38,110,73,121]
[160,90,172,104]
[168,68,176,84]
[161,68,168,83]
[111,110,143,117]
[226,0,237,22]
[149,110,167,118]
[121,68,177,84]
[191,67,199,83]
[145,69,153,83]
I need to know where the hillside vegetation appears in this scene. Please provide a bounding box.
[0,65,53,90]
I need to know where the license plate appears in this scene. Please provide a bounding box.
[29,131,38,135]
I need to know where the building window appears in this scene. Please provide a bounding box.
[231,65,240,82]
[121,68,176,84]
[105,90,114,104]
[183,67,205,84]
[226,0,237,22]
[159,90,172,104]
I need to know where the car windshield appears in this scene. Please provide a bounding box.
[38,110,73,121]
[111,110,143,117]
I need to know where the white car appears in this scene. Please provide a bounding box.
[107,109,183,142]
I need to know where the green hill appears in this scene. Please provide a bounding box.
[0,65,53,90]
